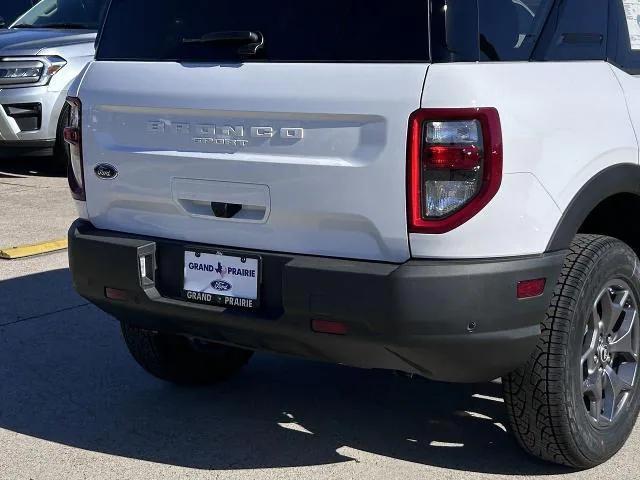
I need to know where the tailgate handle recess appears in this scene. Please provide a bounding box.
[172,179,271,224]
[211,202,242,219]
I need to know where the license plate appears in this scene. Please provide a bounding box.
[183,250,261,310]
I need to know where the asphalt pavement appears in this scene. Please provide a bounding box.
[0,157,638,480]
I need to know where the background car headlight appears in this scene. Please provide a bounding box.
[0,56,66,88]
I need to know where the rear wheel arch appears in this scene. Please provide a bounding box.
[547,164,640,254]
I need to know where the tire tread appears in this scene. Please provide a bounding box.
[504,234,618,468]
[121,323,253,385]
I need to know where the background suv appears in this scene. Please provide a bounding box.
[0,0,107,163]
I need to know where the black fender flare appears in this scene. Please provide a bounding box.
[547,163,640,251]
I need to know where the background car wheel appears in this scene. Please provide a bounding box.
[121,323,253,385]
[53,103,70,172]
[503,234,640,468]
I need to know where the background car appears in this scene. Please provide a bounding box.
[0,0,36,28]
[0,0,108,164]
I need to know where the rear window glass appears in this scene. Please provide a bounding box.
[622,0,640,51]
[96,0,431,62]
[430,0,553,62]
[480,0,554,61]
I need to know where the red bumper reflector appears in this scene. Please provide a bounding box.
[311,319,348,335]
[105,288,129,301]
[517,279,546,299]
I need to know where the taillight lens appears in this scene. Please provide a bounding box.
[64,96,85,201]
[407,108,503,234]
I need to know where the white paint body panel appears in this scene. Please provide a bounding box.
[77,60,640,261]
[410,61,639,258]
[409,173,561,258]
[78,62,429,262]
[610,64,640,161]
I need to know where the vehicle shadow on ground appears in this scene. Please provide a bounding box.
[0,268,573,476]
[0,156,65,178]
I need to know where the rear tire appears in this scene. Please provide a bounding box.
[121,323,253,385]
[504,234,640,468]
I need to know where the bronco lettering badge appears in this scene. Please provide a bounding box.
[146,120,304,148]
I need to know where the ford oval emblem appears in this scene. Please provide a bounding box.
[211,280,232,292]
[94,163,118,180]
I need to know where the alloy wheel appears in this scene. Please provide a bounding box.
[582,280,640,425]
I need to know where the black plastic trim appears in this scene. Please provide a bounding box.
[0,139,55,157]
[2,103,42,132]
[547,164,640,251]
[69,220,567,383]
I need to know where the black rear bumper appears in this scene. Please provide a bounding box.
[68,220,566,383]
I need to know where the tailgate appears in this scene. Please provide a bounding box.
[80,62,428,262]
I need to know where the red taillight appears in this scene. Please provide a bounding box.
[63,126,80,145]
[311,319,348,335]
[65,96,85,201]
[407,108,503,234]
[517,279,546,299]
[425,145,481,170]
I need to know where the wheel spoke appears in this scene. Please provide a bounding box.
[601,289,628,333]
[590,396,603,422]
[604,365,633,399]
[610,309,638,356]
[581,346,597,370]
[583,369,604,395]
[592,303,603,332]
[584,369,604,422]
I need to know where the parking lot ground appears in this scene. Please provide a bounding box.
[0,158,639,480]
[0,157,75,249]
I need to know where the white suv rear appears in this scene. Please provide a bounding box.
[67,0,640,468]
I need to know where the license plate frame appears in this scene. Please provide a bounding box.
[182,248,262,310]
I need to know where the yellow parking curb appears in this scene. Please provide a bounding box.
[0,239,68,259]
